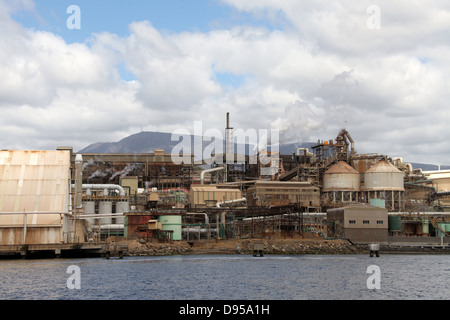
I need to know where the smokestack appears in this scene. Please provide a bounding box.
[74,154,83,209]
[225,113,233,164]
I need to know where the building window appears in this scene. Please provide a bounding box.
[349,220,356,224]
[376,220,384,225]
[363,220,370,224]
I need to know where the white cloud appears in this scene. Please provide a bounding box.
[0,0,449,164]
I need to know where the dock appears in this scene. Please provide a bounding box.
[0,242,128,259]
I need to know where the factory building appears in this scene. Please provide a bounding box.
[326,205,389,243]
[1,111,448,251]
[0,150,73,245]
[245,181,320,210]
[76,150,194,190]
[189,185,243,209]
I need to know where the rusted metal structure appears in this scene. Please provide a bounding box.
[242,206,304,239]
[245,181,320,210]
[76,150,194,190]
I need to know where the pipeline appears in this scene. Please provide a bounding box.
[200,166,226,184]
[216,198,247,208]
[71,184,126,197]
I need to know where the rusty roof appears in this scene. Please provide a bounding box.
[324,161,359,174]
[366,159,402,173]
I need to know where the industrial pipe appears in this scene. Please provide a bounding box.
[200,166,226,184]
[186,212,209,224]
[71,184,126,197]
[182,228,216,233]
[216,198,247,208]
[98,224,124,231]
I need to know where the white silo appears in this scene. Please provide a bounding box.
[98,201,113,225]
[323,161,361,206]
[82,201,96,227]
[363,159,405,211]
[114,201,129,224]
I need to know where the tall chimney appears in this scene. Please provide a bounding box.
[225,113,233,164]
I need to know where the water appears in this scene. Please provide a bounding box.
[0,254,448,300]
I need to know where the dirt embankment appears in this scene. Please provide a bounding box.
[119,238,364,256]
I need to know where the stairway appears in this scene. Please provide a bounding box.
[428,216,450,236]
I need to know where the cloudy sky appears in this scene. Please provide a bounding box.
[1,0,449,165]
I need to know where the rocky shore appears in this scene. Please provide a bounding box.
[236,238,364,255]
[125,239,193,256]
[121,238,366,256]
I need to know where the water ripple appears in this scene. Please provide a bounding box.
[0,254,448,300]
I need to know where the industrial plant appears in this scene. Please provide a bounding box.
[0,113,449,258]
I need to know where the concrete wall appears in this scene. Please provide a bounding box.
[388,236,450,244]
[343,228,388,243]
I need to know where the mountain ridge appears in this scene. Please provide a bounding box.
[78,131,449,171]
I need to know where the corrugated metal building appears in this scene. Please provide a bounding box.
[0,150,72,245]
[189,185,243,209]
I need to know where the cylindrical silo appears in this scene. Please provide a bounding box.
[323,161,361,191]
[364,159,404,191]
[115,201,129,224]
[323,161,360,205]
[159,215,182,241]
[364,160,405,211]
[388,215,402,233]
[98,201,113,225]
[82,201,96,226]
[422,219,429,235]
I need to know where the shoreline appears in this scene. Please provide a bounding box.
[1,238,447,259]
[121,238,450,257]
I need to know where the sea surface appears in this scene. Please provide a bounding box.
[0,254,448,300]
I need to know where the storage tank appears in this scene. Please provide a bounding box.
[323,161,360,191]
[364,159,405,211]
[115,201,129,224]
[422,219,429,235]
[364,160,404,191]
[388,215,402,232]
[82,201,96,226]
[159,215,182,241]
[322,161,360,206]
[98,201,113,225]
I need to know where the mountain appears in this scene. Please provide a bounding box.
[78,132,177,153]
[78,131,448,170]
[78,131,315,155]
[409,163,450,171]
